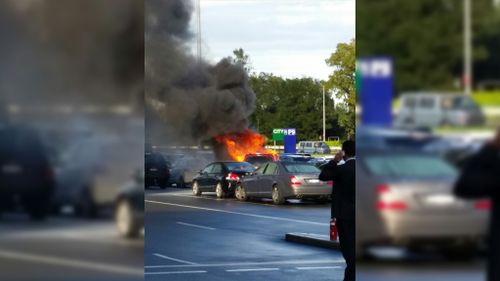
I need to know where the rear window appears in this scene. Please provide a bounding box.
[225,162,255,172]
[245,156,273,165]
[284,164,320,174]
[363,155,457,178]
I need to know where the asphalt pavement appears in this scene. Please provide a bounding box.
[0,214,143,281]
[145,187,343,281]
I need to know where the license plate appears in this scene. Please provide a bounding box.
[423,194,456,206]
[2,164,22,174]
[307,179,320,184]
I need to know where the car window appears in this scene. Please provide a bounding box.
[211,163,223,174]
[253,163,267,175]
[306,142,312,147]
[283,164,320,174]
[403,97,416,108]
[202,164,213,174]
[363,155,457,178]
[245,156,273,165]
[263,163,278,175]
[419,97,435,108]
[225,162,255,172]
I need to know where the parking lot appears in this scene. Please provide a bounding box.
[0,214,143,281]
[145,187,343,281]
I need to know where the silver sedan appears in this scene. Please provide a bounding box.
[235,161,332,204]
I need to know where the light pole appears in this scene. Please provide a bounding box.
[196,0,202,63]
[464,0,472,95]
[322,85,326,141]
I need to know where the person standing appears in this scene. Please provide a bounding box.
[319,140,355,281]
[454,130,500,281]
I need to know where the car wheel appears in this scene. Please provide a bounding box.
[235,184,248,201]
[159,178,168,189]
[216,182,226,199]
[272,185,285,205]
[192,181,201,196]
[115,199,140,238]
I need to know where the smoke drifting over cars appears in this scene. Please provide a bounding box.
[145,0,256,146]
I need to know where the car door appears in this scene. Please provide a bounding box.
[207,163,223,190]
[243,163,267,196]
[197,164,214,188]
[259,162,278,196]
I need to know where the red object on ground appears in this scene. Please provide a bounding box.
[330,218,338,241]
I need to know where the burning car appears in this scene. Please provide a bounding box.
[192,161,255,198]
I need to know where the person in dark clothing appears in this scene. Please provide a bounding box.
[454,131,500,281]
[319,140,355,281]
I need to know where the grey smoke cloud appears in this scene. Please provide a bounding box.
[145,0,256,145]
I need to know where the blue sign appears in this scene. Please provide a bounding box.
[358,57,393,126]
[283,128,296,153]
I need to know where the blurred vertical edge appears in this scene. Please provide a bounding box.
[0,1,144,281]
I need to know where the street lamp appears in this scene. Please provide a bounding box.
[322,85,326,141]
[464,0,472,95]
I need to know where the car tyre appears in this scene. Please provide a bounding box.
[216,182,226,199]
[115,199,140,239]
[235,183,248,201]
[272,185,285,205]
[192,181,201,196]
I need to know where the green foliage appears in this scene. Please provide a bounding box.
[472,91,500,106]
[325,39,356,139]
[357,0,500,94]
[231,48,252,73]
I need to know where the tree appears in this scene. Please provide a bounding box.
[325,39,356,139]
[231,48,253,73]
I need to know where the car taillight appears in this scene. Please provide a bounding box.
[376,184,407,211]
[290,175,302,185]
[475,199,491,210]
[325,181,333,185]
[226,172,240,181]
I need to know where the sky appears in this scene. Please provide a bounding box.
[188,0,355,81]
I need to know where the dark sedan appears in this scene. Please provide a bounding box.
[192,161,255,198]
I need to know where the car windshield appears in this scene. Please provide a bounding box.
[225,162,255,172]
[363,154,457,178]
[284,164,320,174]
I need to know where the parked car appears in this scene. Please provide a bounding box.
[145,152,170,189]
[192,161,255,198]
[115,170,144,239]
[356,149,489,259]
[297,141,331,154]
[394,93,485,128]
[244,153,277,168]
[235,162,332,204]
[0,125,55,220]
[165,153,213,188]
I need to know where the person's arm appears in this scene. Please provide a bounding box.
[454,145,499,199]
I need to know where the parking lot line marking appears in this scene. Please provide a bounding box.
[145,259,342,269]
[153,253,198,265]
[0,249,142,276]
[145,270,207,275]
[226,267,280,272]
[176,222,216,230]
[296,266,342,270]
[146,200,327,226]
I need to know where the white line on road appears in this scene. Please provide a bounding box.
[176,221,216,230]
[163,193,280,207]
[226,267,280,272]
[296,266,343,270]
[145,270,207,275]
[153,253,198,265]
[0,249,142,276]
[146,200,327,226]
[145,259,343,269]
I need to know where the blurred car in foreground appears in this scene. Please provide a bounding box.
[115,170,144,238]
[394,93,485,128]
[244,153,277,168]
[145,152,169,189]
[192,161,255,198]
[356,149,489,259]
[0,125,54,220]
[235,162,331,204]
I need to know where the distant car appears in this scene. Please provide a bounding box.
[0,125,54,220]
[235,162,331,204]
[244,153,277,168]
[297,141,331,154]
[356,149,489,258]
[145,152,170,189]
[394,93,485,128]
[115,170,144,238]
[192,161,255,198]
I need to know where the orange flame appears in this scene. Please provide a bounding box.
[215,129,277,162]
